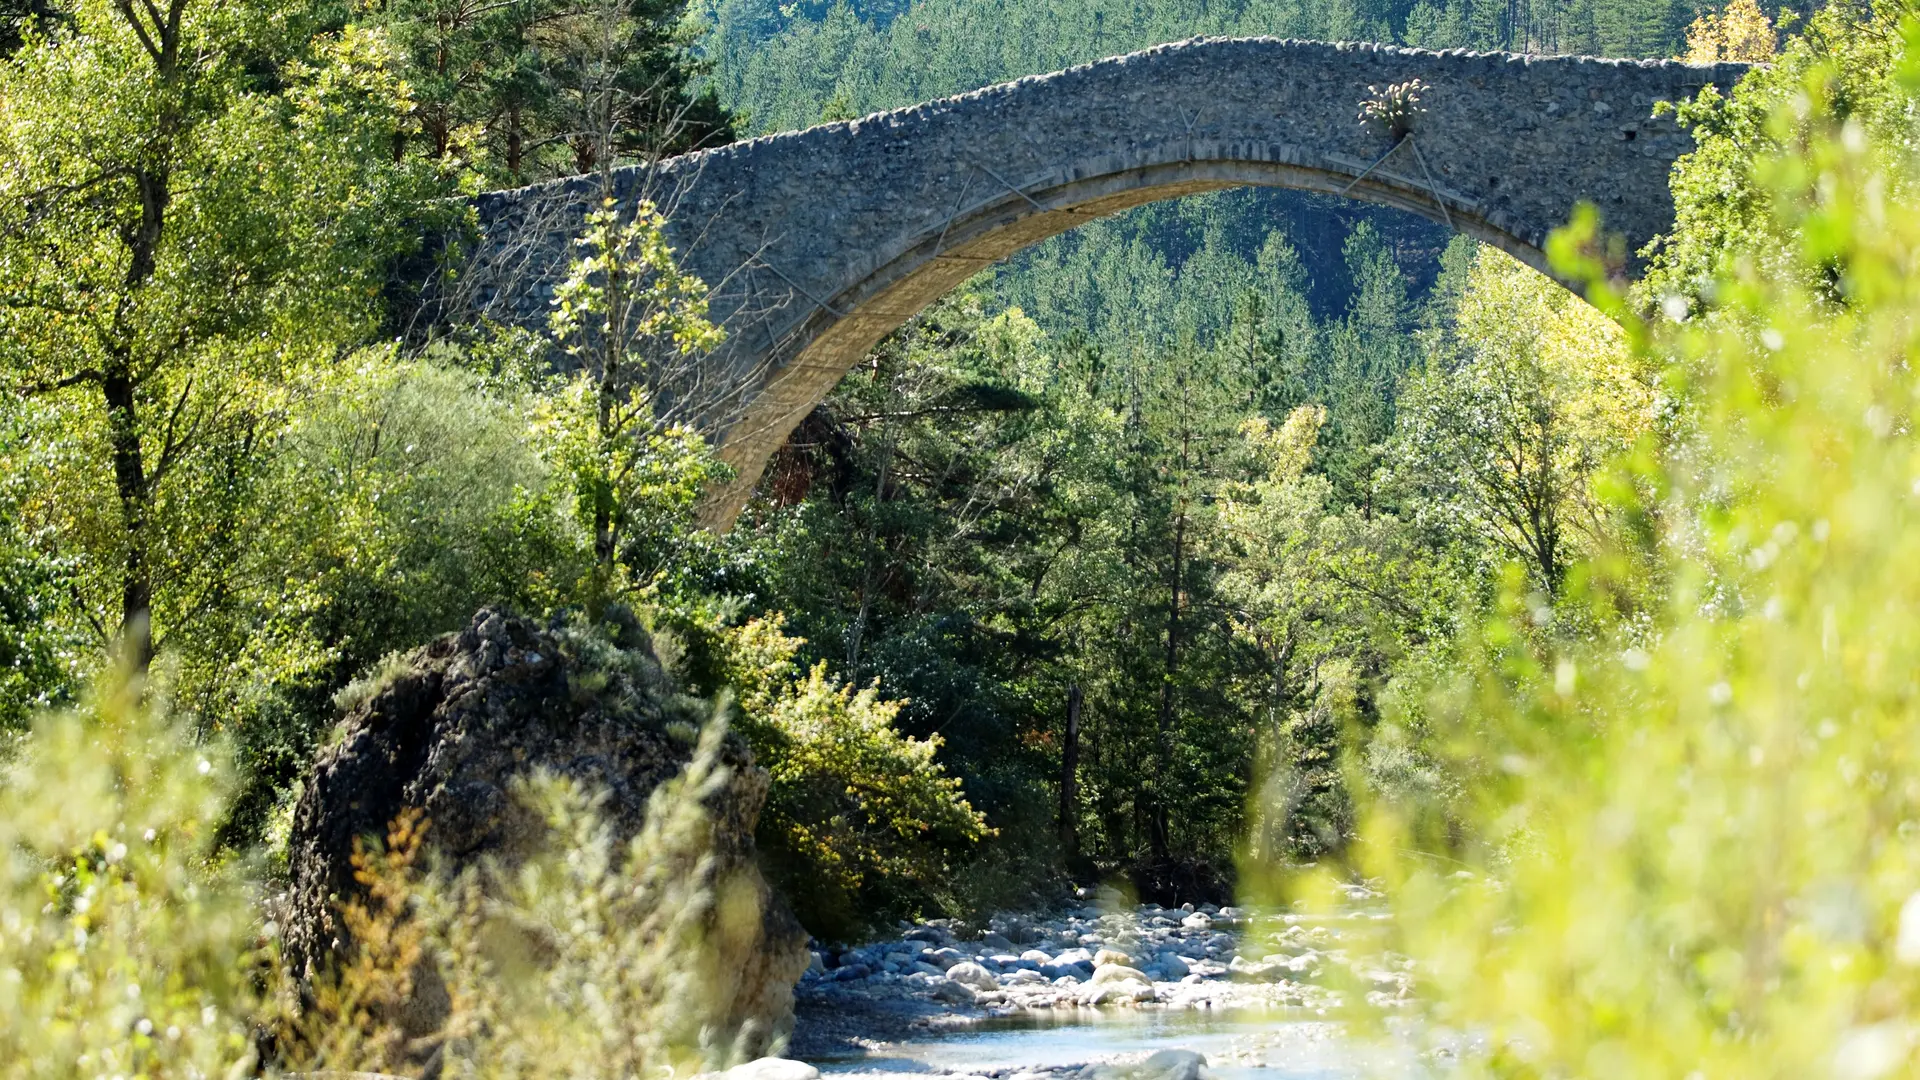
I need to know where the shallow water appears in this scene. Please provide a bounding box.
[808,1008,1369,1080]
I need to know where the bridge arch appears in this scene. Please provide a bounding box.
[456,38,1747,525]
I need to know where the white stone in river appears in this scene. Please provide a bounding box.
[945,961,999,990]
[1089,963,1151,985]
[1001,968,1047,985]
[1020,948,1054,966]
[931,978,978,1004]
[1136,1049,1207,1080]
[1079,981,1155,1006]
[1092,947,1134,967]
[1157,952,1191,978]
[714,1059,819,1080]
[1180,912,1212,930]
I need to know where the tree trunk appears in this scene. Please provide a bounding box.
[103,366,153,671]
[1151,509,1184,861]
[1060,683,1082,862]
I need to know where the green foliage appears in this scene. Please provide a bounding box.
[700,0,1705,135]
[0,0,443,670]
[721,615,989,939]
[369,0,738,184]
[1389,245,1649,598]
[1645,0,1912,305]
[0,669,258,1078]
[1344,15,1920,1075]
[0,408,82,732]
[544,199,729,607]
[0,655,761,1079]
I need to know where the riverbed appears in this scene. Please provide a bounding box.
[787,896,1427,1080]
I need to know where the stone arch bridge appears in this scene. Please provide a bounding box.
[452,38,1747,525]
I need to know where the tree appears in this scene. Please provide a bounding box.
[0,2,436,674]
[370,0,737,185]
[1389,247,1647,598]
[545,199,727,608]
[1680,0,1774,64]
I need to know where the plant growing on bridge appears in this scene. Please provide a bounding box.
[1357,78,1428,141]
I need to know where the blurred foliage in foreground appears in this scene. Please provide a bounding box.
[0,661,761,1078]
[1311,4,1920,1076]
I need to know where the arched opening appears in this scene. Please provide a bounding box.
[703,150,1554,525]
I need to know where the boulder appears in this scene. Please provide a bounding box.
[1078,1050,1206,1080]
[931,978,979,1004]
[976,931,1018,953]
[1090,963,1153,985]
[945,961,1000,991]
[1136,1050,1207,1080]
[1093,947,1135,968]
[1079,981,1155,1006]
[283,609,810,1057]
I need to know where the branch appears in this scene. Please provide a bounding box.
[14,368,104,395]
[111,0,163,63]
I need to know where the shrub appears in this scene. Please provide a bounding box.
[0,667,258,1077]
[0,651,760,1079]
[275,725,762,1077]
[721,615,989,939]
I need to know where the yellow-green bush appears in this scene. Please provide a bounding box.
[722,615,989,939]
[0,667,257,1079]
[1344,17,1920,1078]
[0,654,756,1079]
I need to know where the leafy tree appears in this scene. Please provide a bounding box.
[1681,0,1777,62]
[1643,0,1909,305]
[371,0,737,184]
[1389,247,1648,598]
[545,199,728,610]
[1360,25,1920,1074]
[0,1,436,674]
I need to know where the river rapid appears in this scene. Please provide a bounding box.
[783,893,1429,1080]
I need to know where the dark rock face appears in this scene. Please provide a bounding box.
[284,607,810,1054]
